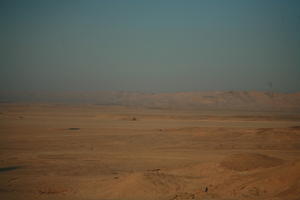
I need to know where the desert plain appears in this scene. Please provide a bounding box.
[1,103,300,200]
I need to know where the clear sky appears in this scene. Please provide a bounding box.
[1,0,300,93]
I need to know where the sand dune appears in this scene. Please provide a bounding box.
[220,153,284,171]
[1,91,300,111]
[97,155,300,200]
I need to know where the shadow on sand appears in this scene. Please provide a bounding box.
[0,166,23,173]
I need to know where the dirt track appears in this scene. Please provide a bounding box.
[1,104,300,200]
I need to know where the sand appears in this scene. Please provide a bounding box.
[1,103,300,200]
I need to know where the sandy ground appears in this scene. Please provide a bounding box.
[1,104,300,200]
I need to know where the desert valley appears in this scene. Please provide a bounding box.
[1,91,300,200]
[2,1,300,199]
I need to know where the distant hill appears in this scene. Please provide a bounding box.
[1,91,300,111]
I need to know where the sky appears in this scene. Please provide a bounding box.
[0,0,300,93]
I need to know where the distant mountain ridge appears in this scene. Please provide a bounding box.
[1,91,300,111]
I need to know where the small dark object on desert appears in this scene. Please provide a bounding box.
[68,128,80,130]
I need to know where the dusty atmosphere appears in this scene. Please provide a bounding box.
[1,1,300,199]
[1,102,300,200]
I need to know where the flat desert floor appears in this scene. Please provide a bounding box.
[1,104,300,200]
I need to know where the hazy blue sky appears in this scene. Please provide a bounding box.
[1,0,300,92]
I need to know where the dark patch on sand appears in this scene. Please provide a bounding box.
[0,166,23,173]
[67,128,80,130]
